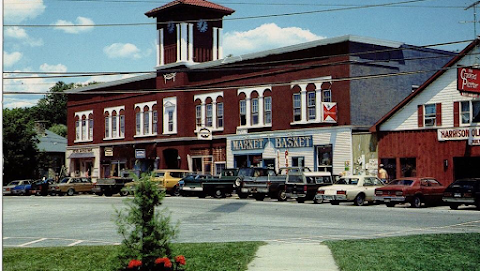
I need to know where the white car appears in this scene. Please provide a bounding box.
[315,175,384,206]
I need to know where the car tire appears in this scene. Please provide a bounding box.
[119,190,129,197]
[172,186,181,197]
[277,189,287,201]
[237,192,249,199]
[254,194,265,201]
[411,195,422,208]
[213,189,225,199]
[313,198,323,204]
[449,204,459,210]
[354,194,365,206]
[234,177,242,188]
[330,201,339,205]
[67,189,75,196]
[386,202,396,207]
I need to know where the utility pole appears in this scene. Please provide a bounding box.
[465,1,480,38]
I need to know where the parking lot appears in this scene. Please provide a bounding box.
[3,194,480,248]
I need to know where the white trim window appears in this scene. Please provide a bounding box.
[193,92,224,133]
[134,101,157,137]
[424,104,436,127]
[104,106,125,140]
[264,96,272,124]
[237,86,272,130]
[290,77,334,125]
[163,97,177,134]
[74,110,94,142]
[307,91,316,120]
[323,89,332,102]
[461,100,480,125]
[293,93,301,122]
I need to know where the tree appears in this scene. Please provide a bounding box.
[49,123,67,138]
[3,108,39,185]
[30,81,71,127]
[114,175,178,271]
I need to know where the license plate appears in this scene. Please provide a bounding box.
[454,193,462,197]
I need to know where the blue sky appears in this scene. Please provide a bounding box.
[2,0,477,108]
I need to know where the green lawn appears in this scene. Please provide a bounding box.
[325,233,480,271]
[3,242,263,271]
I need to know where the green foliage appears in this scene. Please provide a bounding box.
[48,123,67,138]
[114,174,177,270]
[2,107,39,185]
[3,242,263,271]
[29,81,71,127]
[326,233,480,271]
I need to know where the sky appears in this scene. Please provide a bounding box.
[2,0,478,109]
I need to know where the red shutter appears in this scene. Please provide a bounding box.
[453,102,460,127]
[436,103,442,126]
[418,105,424,128]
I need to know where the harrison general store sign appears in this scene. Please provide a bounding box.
[438,127,480,145]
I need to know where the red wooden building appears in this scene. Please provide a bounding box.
[371,39,480,185]
[66,0,453,179]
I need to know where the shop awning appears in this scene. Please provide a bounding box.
[68,152,95,159]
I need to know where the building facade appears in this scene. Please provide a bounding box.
[66,0,453,179]
[371,39,480,185]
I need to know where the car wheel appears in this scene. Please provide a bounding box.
[386,202,396,207]
[411,195,422,208]
[254,194,265,201]
[213,189,225,199]
[277,189,287,201]
[67,189,75,196]
[449,204,459,210]
[234,177,242,188]
[172,186,181,197]
[313,198,323,204]
[330,201,339,205]
[119,190,129,197]
[354,194,365,206]
[237,192,249,199]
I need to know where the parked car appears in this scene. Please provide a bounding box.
[31,179,56,196]
[11,180,34,196]
[316,175,384,206]
[442,178,480,210]
[3,180,34,196]
[179,173,213,197]
[375,177,446,208]
[285,170,334,203]
[49,177,94,196]
[240,167,291,201]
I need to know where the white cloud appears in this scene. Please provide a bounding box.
[104,43,142,59]
[4,26,44,47]
[53,17,95,34]
[39,63,68,73]
[223,23,324,56]
[4,51,23,67]
[4,0,46,24]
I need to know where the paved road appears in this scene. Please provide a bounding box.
[3,194,480,247]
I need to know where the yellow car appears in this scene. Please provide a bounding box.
[151,169,191,196]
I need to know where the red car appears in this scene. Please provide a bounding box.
[374,177,446,208]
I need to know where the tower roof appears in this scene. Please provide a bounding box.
[145,0,235,18]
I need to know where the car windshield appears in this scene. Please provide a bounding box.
[451,180,477,189]
[336,178,359,185]
[8,181,20,186]
[389,179,414,186]
[238,168,254,177]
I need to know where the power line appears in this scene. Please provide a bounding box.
[4,0,445,28]
[3,38,469,80]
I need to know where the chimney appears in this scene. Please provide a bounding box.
[34,121,48,136]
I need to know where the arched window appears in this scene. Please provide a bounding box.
[88,113,94,140]
[239,92,247,126]
[135,106,141,135]
[104,111,110,138]
[119,109,125,137]
[216,96,224,128]
[263,90,272,125]
[205,97,213,127]
[143,105,150,134]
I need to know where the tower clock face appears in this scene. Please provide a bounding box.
[197,19,208,33]
[167,21,175,33]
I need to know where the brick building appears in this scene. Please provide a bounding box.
[66,0,453,179]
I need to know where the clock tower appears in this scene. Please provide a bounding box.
[145,0,235,66]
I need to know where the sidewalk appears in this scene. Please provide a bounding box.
[247,242,340,271]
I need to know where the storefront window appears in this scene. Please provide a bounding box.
[380,158,396,181]
[400,157,416,177]
[317,145,332,173]
[292,157,305,167]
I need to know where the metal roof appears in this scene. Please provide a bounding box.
[37,130,67,153]
[145,0,234,17]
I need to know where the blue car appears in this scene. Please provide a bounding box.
[11,180,34,196]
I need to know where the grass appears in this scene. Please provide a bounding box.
[325,233,480,271]
[2,242,263,271]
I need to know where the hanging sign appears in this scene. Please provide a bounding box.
[323,103,338,123]
[457,67,480,94]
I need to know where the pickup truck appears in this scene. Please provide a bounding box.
[92,176,134,196]
[201,167,273,199]
[179,173,213,197]
[240,167,305,201]
[285,170,333,203]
